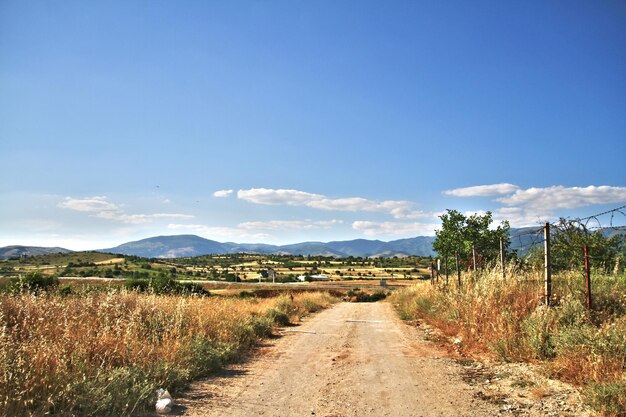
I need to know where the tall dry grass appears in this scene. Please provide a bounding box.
[391,269,626,417]
[0,290,336,416]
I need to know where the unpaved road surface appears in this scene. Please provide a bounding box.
[175,302,501,417]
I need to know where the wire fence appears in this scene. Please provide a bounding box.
[433,205,626,309]
[506,204,626,255]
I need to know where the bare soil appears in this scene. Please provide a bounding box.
[169,302,491,416]
[166,302,588,417]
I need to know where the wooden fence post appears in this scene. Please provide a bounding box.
[456,251,461,288]
[445,255,449,286]
[500,236,505,279]
[430,261,435,285]
[472,245,477,272]
[584,244,592,310]
[544,223,552,307]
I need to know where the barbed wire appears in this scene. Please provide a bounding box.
[437,205,626,259]
[578,204,626,222]
[563,204,626,232]
[503,205,626,254]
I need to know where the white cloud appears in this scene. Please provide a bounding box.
[168,218,343,240]
[58,196,194,224]
[238,219,342,231]
[237,188,425,219]
[352,221,438,237]
[444,183,520,197]
[493,207,554,227]
[95,212,194,224]
[497,185,626,211]
[167,223,272,241]
[442,184,626,227]
[213,189,234,198]
[58,196,119,212]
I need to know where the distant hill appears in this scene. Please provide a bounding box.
[0,245,72,260]
[99,235,438,258]
[100,235,231,258]
[6,227,623,260]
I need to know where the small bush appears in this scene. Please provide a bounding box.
[9,272,58,293]
[265,308,291,326]
[238,290,256,298]
[177,336,225,377]
[368,291,388,302]
[177,282,210,296]
[521,307,556,359]
[58,284,74,296]
[149,274,177,294]
[123,277,209,296]
[350,290,388,302]
[124,278,149,292]
[584,381,626,417]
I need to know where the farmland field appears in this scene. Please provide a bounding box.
[0,252,432,284]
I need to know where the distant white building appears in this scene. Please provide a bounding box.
[297,273,330,282]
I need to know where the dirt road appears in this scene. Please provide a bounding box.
[175,302,501,417]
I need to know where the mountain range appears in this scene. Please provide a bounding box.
[2,227,624,260]
[98,235,438,258]
[0,245,72,260]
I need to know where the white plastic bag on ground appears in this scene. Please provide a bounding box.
[155,388,174,414]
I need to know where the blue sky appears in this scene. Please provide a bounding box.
[1,1,625,249]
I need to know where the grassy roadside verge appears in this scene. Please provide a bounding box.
[390,270,626,417]
[0,289,337,416]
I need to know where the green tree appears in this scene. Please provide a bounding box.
[433,209,510,270]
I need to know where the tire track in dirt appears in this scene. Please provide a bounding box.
[173,302,500,417]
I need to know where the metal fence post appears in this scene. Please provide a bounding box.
[456,251,461,288]
[584,244,592,310]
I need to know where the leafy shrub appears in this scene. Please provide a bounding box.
[124,278,149,292]
[238,290,256,298]
[521,307,556,359]
[368,291,388,302]
[584,381,626,417]
[265,308,291,326]
[9,272,58,293]
[177,282,210,296]
[123,276,209,296]
[58,284,74,296]
[350,289,388,302]
[149,274,177,294]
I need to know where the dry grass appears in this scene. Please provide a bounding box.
[391,269,626,417]
[529,386,550,400]
[0,290,337,416]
